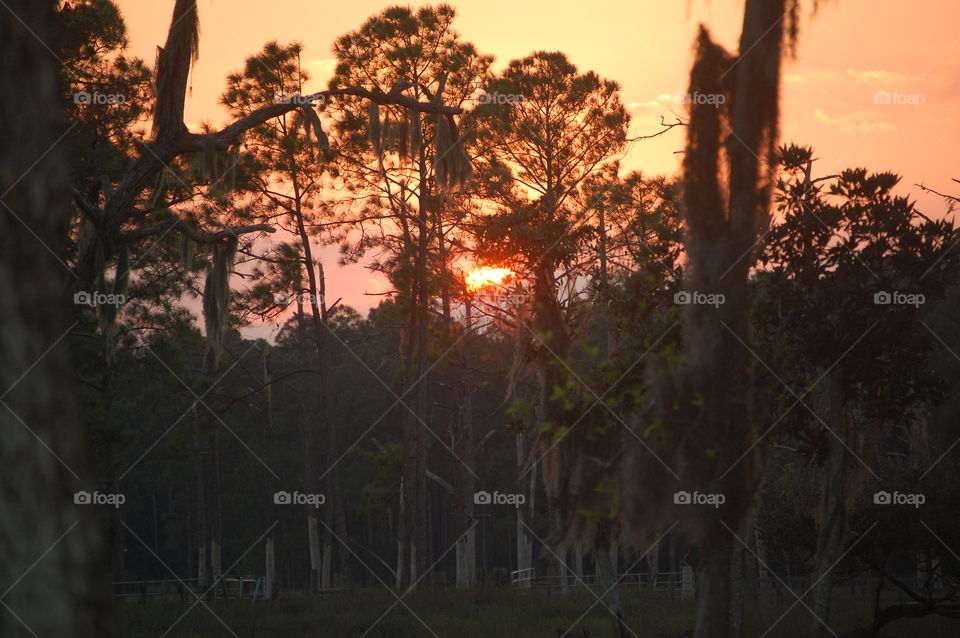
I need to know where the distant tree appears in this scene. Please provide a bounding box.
[846,461,960,637]
[328,3,491,587]
[219,38,347,592]
[525,3,814,636]
[68,0,463,371]
[468,49,630,634]
[754,145,957,637]
[58,0,153,203]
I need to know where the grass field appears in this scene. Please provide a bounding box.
[117,587,960,637]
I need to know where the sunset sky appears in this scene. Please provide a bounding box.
[116,0,960,320]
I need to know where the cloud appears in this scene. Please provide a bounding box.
[627,93,676,110]
[310,59,338,82]
[628,100,662,109]
[814,108,896,133]
[786,69,910,84]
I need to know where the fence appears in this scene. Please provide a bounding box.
[511,568,933,604]
[113,575,263,602]
[510,568,694,597]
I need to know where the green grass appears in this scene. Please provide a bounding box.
[117,587,960,637]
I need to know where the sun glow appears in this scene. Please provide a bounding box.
[465,266,514,292]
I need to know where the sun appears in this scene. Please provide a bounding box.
[465,266,514,292]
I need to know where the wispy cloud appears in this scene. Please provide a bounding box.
[786,69,911,84]
[814,108,896,133]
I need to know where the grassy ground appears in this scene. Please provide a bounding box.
[117,587,960,637]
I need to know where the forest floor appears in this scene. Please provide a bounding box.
[117,587,959,637]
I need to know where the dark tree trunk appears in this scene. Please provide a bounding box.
[680,1,788,636]
[290,181,326,592]
[399,163,432,588]
[810,370,847,638]
[596,538,628,638]
[0,1,107,634]
[261,346,279,599]
[454,336,478,588]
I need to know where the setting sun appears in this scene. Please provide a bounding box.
[465,266,514,292]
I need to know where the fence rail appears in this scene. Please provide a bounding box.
[113,575,263,602]
[510,568,934,602]
[510,569,693,596]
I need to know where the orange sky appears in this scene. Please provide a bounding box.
[115,0,960,324]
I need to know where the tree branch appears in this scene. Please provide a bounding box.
[917,182,960,206]
[626,115,687,142]
[120,219,275,244]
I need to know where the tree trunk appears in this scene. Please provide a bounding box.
[308,509,321,591]
[396,477,406,588]
[680,0,788,635]
[399,171,432,589]
[455,525,477,588]
[304,387,321,591]
[455,370,477,588]
[194,417,210,593]
[754,512,769,590]
[516,434,534,578]
[290,186,329,593]
[0,2,108,634]
[729,542,745,638]
[575,544,585,584]
[265,537,276,599]
[211,430,222,591]
[111,481,126,583]
[596,544,628,638]
[810,370,846,638]
[262,345,279,600]
[694,530,734,638]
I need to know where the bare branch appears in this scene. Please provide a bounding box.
[626,115,687,142]
[917,182,960,206]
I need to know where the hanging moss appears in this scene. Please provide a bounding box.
[432,114,472,191]
[202,136,217,183]
[202,236,239,373]
[114,242,130,299]
[408,109,422,159]
[179,233,196,269]
[367,101,381,154]
[381,110,394,153]
[299,106,328,153]
[398,110,410,160]
[209,146,240,200]
[97,243,130,366]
